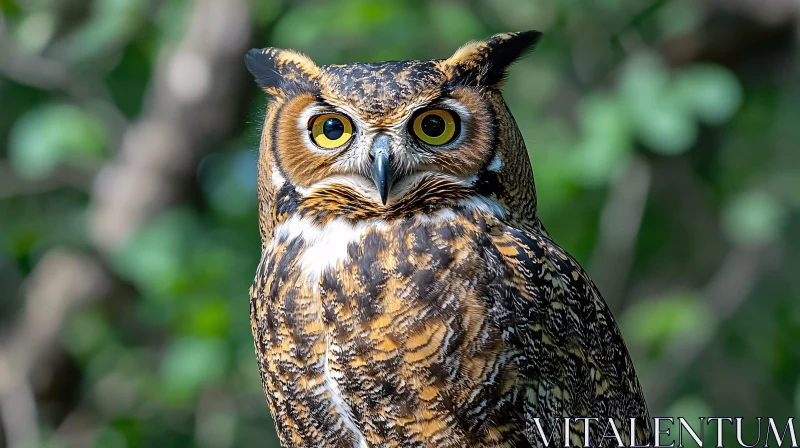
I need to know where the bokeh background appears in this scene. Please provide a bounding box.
[1,0,799,447]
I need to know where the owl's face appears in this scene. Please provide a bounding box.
[247,32,541,227]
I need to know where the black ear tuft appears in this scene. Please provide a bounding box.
[244,48,320,96]
[245,48,283,91]
[483,31,542,84]
[445,31,543,87]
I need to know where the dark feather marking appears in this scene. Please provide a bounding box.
[447,31,543,87]
[245,49,283,89]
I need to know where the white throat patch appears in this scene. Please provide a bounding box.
[270,215,385,282]
[270,196,504,282]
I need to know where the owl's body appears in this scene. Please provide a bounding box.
[247,32,651,448]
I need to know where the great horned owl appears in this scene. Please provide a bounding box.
[246,31,651,448]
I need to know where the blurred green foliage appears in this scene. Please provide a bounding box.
[1,0,799,447]
[10,104,107,178]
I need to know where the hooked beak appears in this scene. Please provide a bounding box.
[370,134,393,205]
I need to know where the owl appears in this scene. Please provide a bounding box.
[246,32,651,448]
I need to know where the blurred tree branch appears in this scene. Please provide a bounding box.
[0,251,110,448]
[89,0,253,253]
[589,155,652,310]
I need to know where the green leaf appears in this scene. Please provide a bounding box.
[622,293,714,348]
[722,190,787,246]
[154,0,191,45]
[657,0,700,38]
[676,64,743,125]
[572,94,632,185]
[182,298,230,337]
[113,210,197,297]
[63,309,113,359]
[95,426,128,448]
[14,12,55,51]
[8,104,107,178]
[619,54,671,119]
[0,0,20,15]
[619,53,697,155]
[160,337,227,404]
[635,95,697,155]
[65,0,147,61]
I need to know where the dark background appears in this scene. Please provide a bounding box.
[1,0,798,446]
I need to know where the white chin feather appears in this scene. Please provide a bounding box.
[295,172,480,206]
[294,175,382,203]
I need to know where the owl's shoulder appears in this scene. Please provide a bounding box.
[486,223,652,443]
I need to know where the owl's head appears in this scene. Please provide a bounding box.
[247,32,542,235]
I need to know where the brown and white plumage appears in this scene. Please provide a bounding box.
[247,32,651,448]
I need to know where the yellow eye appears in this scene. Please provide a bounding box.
[310,113,353,149]
[412,109,458,146]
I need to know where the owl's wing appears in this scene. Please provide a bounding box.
[485,223,652,446]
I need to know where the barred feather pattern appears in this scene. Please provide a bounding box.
[250,201,650,447]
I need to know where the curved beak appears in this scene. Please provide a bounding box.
[370,134,393,205]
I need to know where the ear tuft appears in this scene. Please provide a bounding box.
[245,48,320,96]
[444,31,542,87]
[245,48,282,92]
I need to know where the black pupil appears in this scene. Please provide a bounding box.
[421,114,446,137]
[322,118,344,140]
